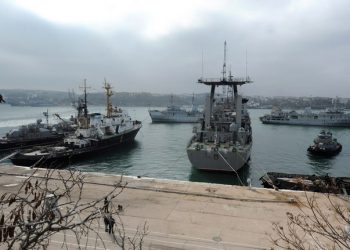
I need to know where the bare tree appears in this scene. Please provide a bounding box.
[0,168,147,249]
[272,192,350,249]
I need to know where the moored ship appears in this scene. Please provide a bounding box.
[0,111,75,152]
[149,95,203,123]
[187,42,253,172]
[260,107,350,127]
[11,80,141,167]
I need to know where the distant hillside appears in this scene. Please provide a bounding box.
[0,89,206,107]
[1,89,349,109]
[0,89,71,106]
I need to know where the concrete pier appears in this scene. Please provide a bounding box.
[0,164,346,249]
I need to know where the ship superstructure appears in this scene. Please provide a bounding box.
[187,42,253,172]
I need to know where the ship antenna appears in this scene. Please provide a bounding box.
[103,78,113,118]
[201,49,204,80]
[43,109,49,125]
[245,48,248,81]
[222,41,227,80]
[46,109,48,125]
[222,41,227,96]
[228,65,233,99]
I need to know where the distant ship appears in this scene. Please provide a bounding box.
[149,95,203,123]
[0,111,74,152]
[187,42,253,172]
[260,106,350,127]
[11,80,142,167]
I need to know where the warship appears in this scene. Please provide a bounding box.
[11,80,142,167]
[260,106,350,127]
[0,111,74,152]
[307,130,342,156]
[187,42,253,172]
[149,95,203,123]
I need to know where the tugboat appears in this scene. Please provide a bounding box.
[10,80,142,168]
[307,130,342,156]
[149,95,203,123]
[187,42,253,172]
[0,111,74,153]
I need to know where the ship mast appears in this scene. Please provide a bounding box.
[222,41,227,80]
[222,41,227,96]
[79,79,90,118]
[198,42,252,128]
[43,109,49,125]
[103,79,113,118]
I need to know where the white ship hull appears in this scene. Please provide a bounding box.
[149,110,202,123]
[187,143,252,172]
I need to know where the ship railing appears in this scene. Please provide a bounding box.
[198,76,252,85]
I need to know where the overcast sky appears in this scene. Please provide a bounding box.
[1,0,350,97]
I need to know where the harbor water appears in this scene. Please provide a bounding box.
[0,105,349,187]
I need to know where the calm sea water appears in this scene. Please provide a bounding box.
[0,104,349,187]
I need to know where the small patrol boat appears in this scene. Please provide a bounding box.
[10,80,141,168]
[0,111,74,152]
[307,130,342,156]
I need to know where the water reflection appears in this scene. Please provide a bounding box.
[306,154,334,175]
[189,164,251,186]
[69,141,140,172]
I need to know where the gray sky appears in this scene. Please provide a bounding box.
[1,0,350,97]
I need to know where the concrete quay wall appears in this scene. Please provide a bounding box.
[0,164,346,249]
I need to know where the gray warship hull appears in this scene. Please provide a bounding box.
[149,111,202,123]
[187,143,251,172]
